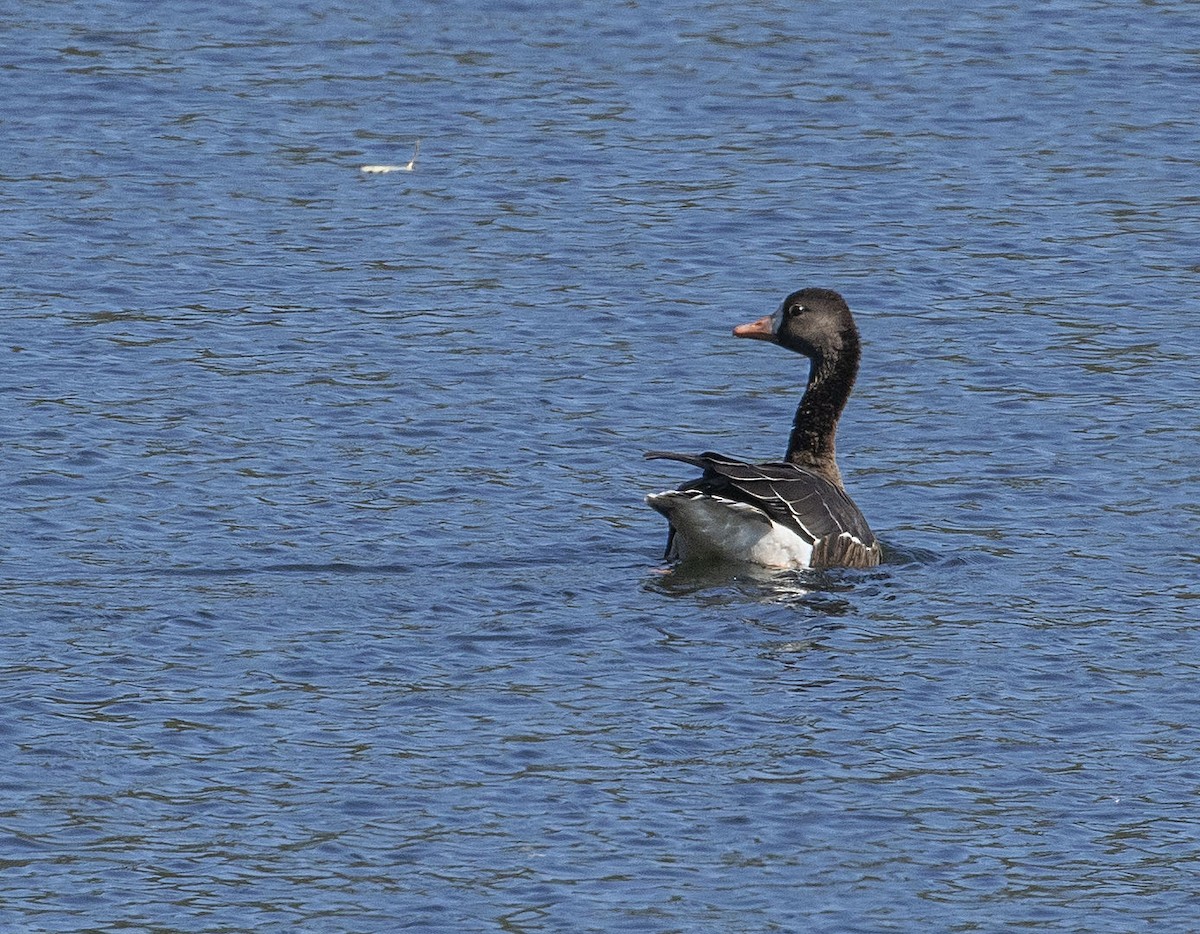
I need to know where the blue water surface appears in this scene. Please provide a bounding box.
[3,0,1200,931]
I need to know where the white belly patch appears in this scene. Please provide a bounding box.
[645,491,814,569]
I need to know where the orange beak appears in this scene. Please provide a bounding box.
[732,313,778,341]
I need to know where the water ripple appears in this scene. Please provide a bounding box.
[4,0,1200,930]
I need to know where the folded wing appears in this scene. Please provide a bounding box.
[644,450,881,569]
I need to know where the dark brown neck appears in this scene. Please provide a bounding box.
[785,335,859,487]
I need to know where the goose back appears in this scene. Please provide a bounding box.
[645,450,881,569]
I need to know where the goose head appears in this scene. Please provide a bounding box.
[732,287,856,360]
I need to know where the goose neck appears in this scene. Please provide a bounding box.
[784,348,857,486]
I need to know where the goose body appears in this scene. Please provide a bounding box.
[646,288,882,570]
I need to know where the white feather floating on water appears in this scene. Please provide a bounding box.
[360,140,420,174]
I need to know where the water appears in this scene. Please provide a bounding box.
[3,0,1200,930]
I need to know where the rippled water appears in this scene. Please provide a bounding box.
[4,1,1200,930]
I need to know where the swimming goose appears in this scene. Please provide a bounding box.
[645,287,882,570]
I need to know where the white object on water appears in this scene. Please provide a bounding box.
[360,139,420,174]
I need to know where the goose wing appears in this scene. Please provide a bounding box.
[645,450,880,568]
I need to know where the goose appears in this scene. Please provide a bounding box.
[645,287,882,570]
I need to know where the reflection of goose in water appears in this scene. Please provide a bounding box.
[646,287,882,571]
[360,139,420,174]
